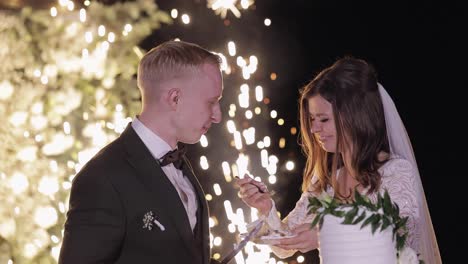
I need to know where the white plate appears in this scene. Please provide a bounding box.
[257,234,297,245]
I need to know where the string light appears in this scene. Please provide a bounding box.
[181,14,191,24]
[50,7,57,17]
[171,9,178,18]
[208,0,242,18]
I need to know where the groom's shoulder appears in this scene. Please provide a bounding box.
[73,137,130,182]
[85,139,125,167]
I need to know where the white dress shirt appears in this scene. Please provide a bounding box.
[132,118,198,231]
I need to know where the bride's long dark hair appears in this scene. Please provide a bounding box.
[299,57,390,198]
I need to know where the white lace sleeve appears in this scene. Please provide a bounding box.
[263,183,317,258]
[373,158,420,250]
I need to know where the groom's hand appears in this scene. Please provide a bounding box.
[275,223,318,253]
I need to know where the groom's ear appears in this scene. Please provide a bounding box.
[167,88,180,109]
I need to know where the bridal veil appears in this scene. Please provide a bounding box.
[378,83,441,263]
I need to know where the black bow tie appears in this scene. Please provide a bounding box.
[160,145,186,170]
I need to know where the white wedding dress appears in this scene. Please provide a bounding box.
[319,208,396,264]
[263,156,419,264]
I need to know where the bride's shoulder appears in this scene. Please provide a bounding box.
[380,155,415,179]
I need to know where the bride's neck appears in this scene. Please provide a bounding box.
[337,151,390,201]
[336,168,360,202]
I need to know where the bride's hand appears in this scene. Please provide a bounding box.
[235,175,272,215]
[275,223,318,253]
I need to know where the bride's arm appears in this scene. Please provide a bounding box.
[380,158,420,250]
[263,188,317,258]
[236,175,318,258]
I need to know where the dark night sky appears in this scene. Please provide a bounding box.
[144,0,464,262]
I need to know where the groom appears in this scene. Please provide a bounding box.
[59,40,223,264]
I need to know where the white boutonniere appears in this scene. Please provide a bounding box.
[142,211,166,231]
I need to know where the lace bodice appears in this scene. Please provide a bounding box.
[264,157,420,258]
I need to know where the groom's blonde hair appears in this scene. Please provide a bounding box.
[137,40,221,101]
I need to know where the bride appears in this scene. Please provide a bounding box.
[236,57,441,263]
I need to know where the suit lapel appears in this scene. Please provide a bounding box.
[120,125,202,261]
[182,157,210,263]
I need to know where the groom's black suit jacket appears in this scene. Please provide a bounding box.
[59,124,211,264]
